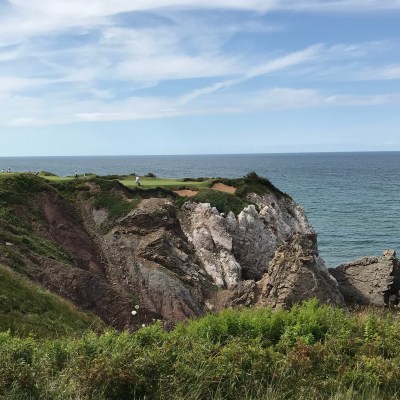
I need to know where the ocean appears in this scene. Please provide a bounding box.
[1,152,399,268]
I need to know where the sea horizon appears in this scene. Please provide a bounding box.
[1,150,400,158]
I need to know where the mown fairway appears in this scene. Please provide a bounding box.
[30,172,212,190]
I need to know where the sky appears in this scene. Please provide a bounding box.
[0,0,400,156]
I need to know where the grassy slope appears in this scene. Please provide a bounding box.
[0,264,103,338]
[0,174,73,273]
[1,300,400,399]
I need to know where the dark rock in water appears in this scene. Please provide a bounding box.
[329,250,400,307]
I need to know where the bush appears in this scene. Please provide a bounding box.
[190,189,250,215]
[3,300,400,399]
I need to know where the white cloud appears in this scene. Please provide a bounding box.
[0,76,45,94]
[1,1,400,46]
[358,64,400,80]
[324,93,400,106]
[3,86,400,127]
[179,44,322,103]
[0,0,399,128]
[279,0,400,12]
[116,55,240,83]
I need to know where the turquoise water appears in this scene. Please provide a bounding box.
[1,152,399,267]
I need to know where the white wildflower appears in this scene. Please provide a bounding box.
[131,310,137,316]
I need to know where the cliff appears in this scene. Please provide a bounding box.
[0,173,344,329]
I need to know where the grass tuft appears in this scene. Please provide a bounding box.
[2,300,400,399]
[0,264,104,338]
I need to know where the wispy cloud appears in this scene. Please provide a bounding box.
[0,0,399,128]
[2,1,400,46]
[356,64,400,80]
[4,85,400,127]
[179,44,322,104]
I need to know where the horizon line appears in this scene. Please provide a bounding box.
[1,150,400,158]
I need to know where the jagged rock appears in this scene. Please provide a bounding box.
[329,250,400,306]
[0,175,346,329]
[213,280,257,310]
[182,202,242,288]
[97,198,210,322]
[257,234,344,308]
[233,205,275,280]
[182,191,317,286]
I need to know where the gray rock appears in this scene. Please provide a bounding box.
[183,202,242,288]
[257,234,344,308]
[329,250,400,306]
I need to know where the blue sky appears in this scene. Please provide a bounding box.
[0,0,399,156]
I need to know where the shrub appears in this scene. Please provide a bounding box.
[3,300,400,399]
[190,189,250,215]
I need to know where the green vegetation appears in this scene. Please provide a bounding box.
[40,171,285,215]
[175,172,284,215]
[0,174,49,205]
[38,171,57,177]
[188,189,250,215]
[0,264,103,338]
[1,300,400,399]
[221,171,288,199]
[0,175,72,270]
[119,176,212,189]
[93,193,141,218]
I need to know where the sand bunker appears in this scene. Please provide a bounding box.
[174,189,199,197]
[212,182,236,194]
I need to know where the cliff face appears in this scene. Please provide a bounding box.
[0,175,344,329]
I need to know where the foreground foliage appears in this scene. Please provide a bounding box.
[0,265,104,338]
[1,300,400,399]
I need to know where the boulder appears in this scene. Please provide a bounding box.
[329,250,400,306]
[257,234,344,308]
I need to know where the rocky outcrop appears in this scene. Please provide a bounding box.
[257,235,343,308]
[214,234,344,310]
[181,190,315,288]
[0,175,346,329]
[94,198,210,322]
[181,202,242,288]
[329,250,400,306]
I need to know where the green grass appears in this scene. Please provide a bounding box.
[4,172,282,198]
[39,173,212,189]
[219,171,289,199]
[0,264,103,338]
[2,300,400,399]
[0,175,73,269]
[93,193,141,219]
[39,173,97,182]
[42,171,283,216]
[188,189,250,215]
[119,176,212,189]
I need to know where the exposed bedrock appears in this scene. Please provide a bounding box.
[257,234,344,308]
[181,190,315,287]
[64,187,347,323]
[0,176,347,329]
[329,250,400,306]
[214,234,344,310]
